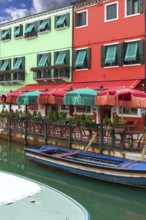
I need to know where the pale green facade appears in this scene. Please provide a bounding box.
[0,6,73,92]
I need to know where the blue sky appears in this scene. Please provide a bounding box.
[0,0,79,23]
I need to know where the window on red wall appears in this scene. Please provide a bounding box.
[75,11,87,28]
[105,2,118,22]
[125,0,143,16]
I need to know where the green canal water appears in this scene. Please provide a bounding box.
[0,139,146,220]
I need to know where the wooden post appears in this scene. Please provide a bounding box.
[111,127,115,147]
[44,122,47,145]
[68,121,72,149]
[8,116,11,142]
[100,124,103,153]
[24,119,28,146]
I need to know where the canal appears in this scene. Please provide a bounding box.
[0,139,146,220]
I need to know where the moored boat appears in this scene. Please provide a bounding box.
[25,145,146,188]
[0,171,90,220]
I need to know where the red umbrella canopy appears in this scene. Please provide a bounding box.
[2,91,24,104]
[38,90,67,105]
[95,87,146,108]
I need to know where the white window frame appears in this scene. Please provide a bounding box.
[125,0,140,18]
[104,2,118,22]
[75,10,88,29]
[117,106,142,118]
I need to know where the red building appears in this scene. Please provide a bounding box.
[73,0,145,129]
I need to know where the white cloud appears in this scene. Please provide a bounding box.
[4,7,30,20]
[0,0,78,23]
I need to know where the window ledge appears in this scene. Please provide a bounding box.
[55,26,69,31]
[25,36,37,40]
[75,25,88,29]
[14,36,24,40]
[38,30,51,34]
[123,63,141,67]
[124,13,140,18]
[104,18,118,22]
[74,68,89,71]
[103,65,119,69]
[1,39,11,42]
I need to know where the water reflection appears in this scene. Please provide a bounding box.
[0,140,146,220]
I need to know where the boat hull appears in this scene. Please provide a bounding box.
[25,148,146,188]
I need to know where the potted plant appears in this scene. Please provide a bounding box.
[103,114,112,130]
[113,114,127,132]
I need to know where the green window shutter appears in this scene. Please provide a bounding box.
[15,27,20,36]
[75,13,79,27]
[55,52,66,65]
[138,0,143,13]
[38,54,48,67]
[117,43,123,66]
[86,48,91,69]
[56,16,66,27]
[0,60,9,71]
[105,45,117,64]
[72,50,77,70]
[1,30,9,39]
[13,58,22,70]
[75,50,86,67]
[66,13,70,27]
[138,40,144,64]
[38,20,48,31]
[25,24,34,33]
[101,46,106,67]
[124,42,138,61]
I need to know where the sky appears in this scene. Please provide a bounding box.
[0,0,80,24]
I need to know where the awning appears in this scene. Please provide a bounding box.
[25,24,34,33]
[15,79,141,93]
[13,58,22,70]
[38,54,48,67]
[38,20,48,31]
[0,60,9,71]
[38,90,67,105]
[14,27,20,36]
[55,52,66,65]
[105,45,116,64]
[1,30,9,40]
[56,16,66,27]
[75,50,86,67]
[124,42,138,62]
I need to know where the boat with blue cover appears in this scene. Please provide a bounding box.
[1,171,90,220]
[25,145,146,188]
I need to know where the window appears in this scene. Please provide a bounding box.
[118,106,140,117]
[55,13,70,29]
[75,11,87,27]
[33,53,51,81]
[126,0,143,16]
[73,48,90,70]
[13,57,25,70]
[75,106,91,113]
[13,57,25,82]
[124,40,144,65]
[0,59,11,71]
[38,53,50,67]
[38,18,51,32]
[25,22,37,38]
[14,25,23,38]
[101,44,122,67]
[105,2,118,21]
[1,28,11,41]
[54,50,70,79]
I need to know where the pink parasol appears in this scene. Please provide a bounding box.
[38,90,67,105]
[2,91,24,104]
[95,87,146,108]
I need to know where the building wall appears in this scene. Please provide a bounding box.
[0,6,73,92]
[73,0,145,83]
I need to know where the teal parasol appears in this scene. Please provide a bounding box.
[16,91,41,106]
[63,88,98,106]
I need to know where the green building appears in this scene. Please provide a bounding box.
[0,5,73,92]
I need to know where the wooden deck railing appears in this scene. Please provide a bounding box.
[0,116,145,152]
